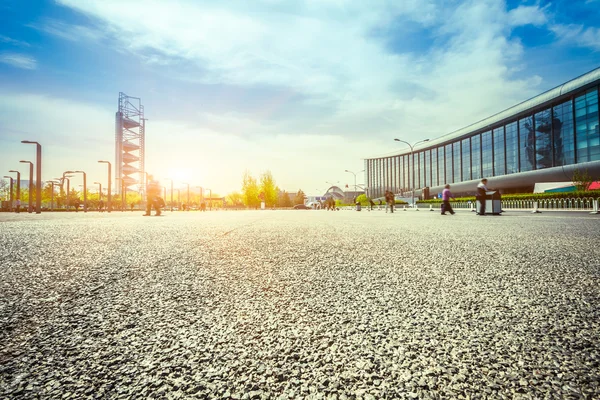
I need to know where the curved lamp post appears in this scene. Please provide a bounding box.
[21,141,42,213]
[8,170,21,213]
[394,138,430,207]
[3,176,14,211]
[65,170,87,212]
[98,161,112,212]
[19,160,33,213]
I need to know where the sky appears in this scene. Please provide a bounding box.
[1,0,599,196]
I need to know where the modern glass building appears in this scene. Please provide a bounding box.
[365,67,600,198]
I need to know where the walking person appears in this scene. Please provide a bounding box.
[385,190,395,213]
[476,178,489,216]
[441,184,456,215]
[144,175,162,216]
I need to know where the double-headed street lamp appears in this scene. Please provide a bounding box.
[19,160,33,213]
[94,181,102,208]
[183,183,190,210]
[8,170,21,212]
[21,140,42,214]
[3,176,14,211]
[206,188,212,210]
[165,178,174,212]
[65,170,87,212]
[394,138,430,207]
[344,170,364,192]
[48,180,59,211]
[98,161,112,212]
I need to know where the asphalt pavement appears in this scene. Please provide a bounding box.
[1,209,599,399]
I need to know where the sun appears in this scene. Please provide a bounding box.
[166,167,192,183]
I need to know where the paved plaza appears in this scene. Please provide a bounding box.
[1,210,599,399]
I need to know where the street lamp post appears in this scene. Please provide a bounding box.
[394,138,430,208]
[164,179,174,212]
[65,170,87,212]
[21,141,42,213]
[19,160,33,213]
[94,181,102,210]
[183,183,190,211]
[176,189,181,210]
[98,161,112,212]
[3,176,14,211]
[49,180,59,211]
[62,175,72,210]
[8,170,21,213]
[206,188,212,210]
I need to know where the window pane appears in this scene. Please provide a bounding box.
[431,148,438,187]
[535,109,552,169]
[519,116,535,172]
[453,142,461,183]
[438,146,445,185]
[506,122,518,174]
[472,134,482,179]
[446,144,453,183]
[575,88,600,162]
[462,138,471,181]
[424,150,431,187]
[493,127,505,176]
[481,131,492,178]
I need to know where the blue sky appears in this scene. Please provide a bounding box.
[1,0,599,195]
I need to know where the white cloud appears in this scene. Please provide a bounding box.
[27,18,104,42]
[0,53,37,69]
[551,24,600,51]
[0,35,30,47]
[51,0,557,144]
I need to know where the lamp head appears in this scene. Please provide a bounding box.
[394,139,400,141]
[9,170,18,173]
[74,170,84,173]
[94,182,101,184]
[3,176,11,179]
[19,160,31,164]
[424,139,430,142]
[21,140,38,144]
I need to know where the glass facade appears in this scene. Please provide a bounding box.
[519,116,535,172]
[431,148,438,187]
[453,142,461,183]
[445,144,453,184]
[575,88,599,162]
[535,108,552,169]
[365,82,599,198]
[438,146,445,185]
[462,138,471,181]
[472,134,482,180]
[553,100,574,166]
[493,127,505,176]
[481,131,492,178]
[505,122,519,174]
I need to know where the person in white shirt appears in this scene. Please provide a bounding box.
[476,179,489,216]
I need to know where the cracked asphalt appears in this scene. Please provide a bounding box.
[1,209,599,399]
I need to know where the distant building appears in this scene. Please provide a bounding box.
[365,67,600,197]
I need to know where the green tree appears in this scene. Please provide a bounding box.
[227,191,244,207]
[260,171,278,207]
[572,169,594,191]
[278,191,292,207]
[242,171,260,208]
[293,189,306,205]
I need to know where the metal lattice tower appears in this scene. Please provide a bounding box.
[115,92,145,195]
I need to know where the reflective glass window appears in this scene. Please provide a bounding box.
[575,88,600,162]
[553,100,574,166]
[438,146,445,185]
[481,132,492,178]
[418,152,424,189]
[519,116,535,172]
[462,138,471,181]
[424,150,431,187]
[446,144,453,183]
[535,109,552,169]
[431,148,438,187]
[453,142,461,182]
[505,122,518,174]
[404,155,409,192]
[493,127,505,176]
[472,134,482,180]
